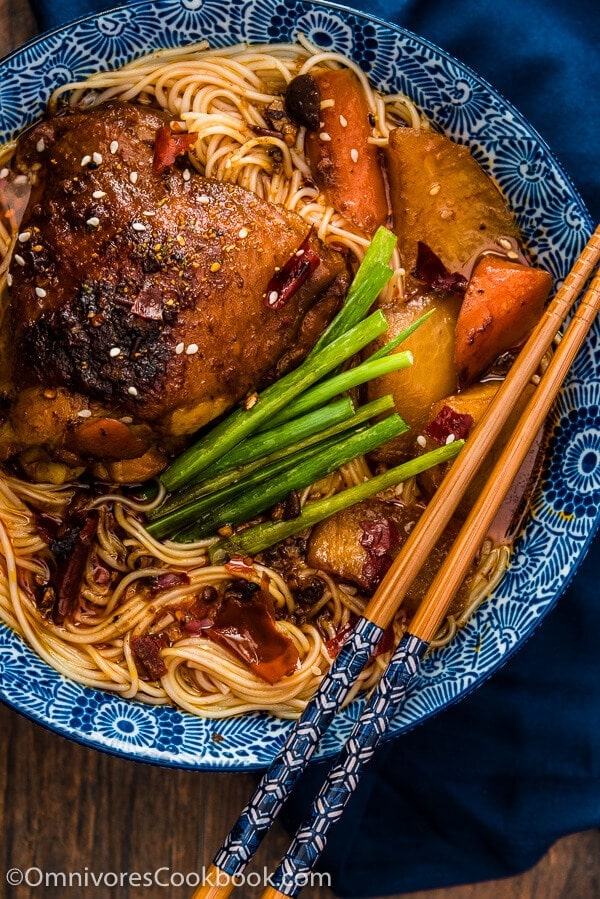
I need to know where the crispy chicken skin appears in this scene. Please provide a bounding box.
[2,101,349,479]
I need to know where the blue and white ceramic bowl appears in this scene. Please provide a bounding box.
[0,0,597,770]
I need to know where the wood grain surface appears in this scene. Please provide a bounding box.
[0,3,599,897]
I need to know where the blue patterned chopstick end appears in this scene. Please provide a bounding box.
[214,615,385,876]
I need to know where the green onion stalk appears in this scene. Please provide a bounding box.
[169,412,408,542]
[209,440,465,563]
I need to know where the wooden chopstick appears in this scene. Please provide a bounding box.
[192,225,600,899]
[258,243,600,899]
[411,261,600,641]
[362,225,600,631]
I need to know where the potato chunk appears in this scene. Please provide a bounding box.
[385,127,519,271]
[418,381,539,524]
[367,285,461,462]
[307,498,473,617]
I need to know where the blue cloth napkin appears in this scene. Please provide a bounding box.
[25,0,600,896]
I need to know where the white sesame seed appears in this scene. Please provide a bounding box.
[445,433,456,445]
[498,237,513,250]
[128,386,138,396]
[77,409,92,418]
[14,254,25,266]
[507,250,519,260]
[35,287,47,298]
[429,182,441,196]
[109,347,121,358]
[92,190,106,199]
[186,343,199,355]
[238,227,248,239]
[339,114,348,127]
[320,132,331,141]
[109,140,119,154]
[295,248,305,257]
[36,139,45,153]
[416,435,427,448]
[268,290,279,305]
[18,231,31,242]
[92,152,103,165]
[0,168,9,179]
[81,155,92,167]
[319,99,335,110]
[14,174,28,185]
[86,216,100,228]
[198,195,210,204]
[350,148,359,163]
[175,342,185,354]
[132,222,146,231]
[120,416,133,424]
[182,168,191,181]
[129,171,138,185]
[6,273,12,286]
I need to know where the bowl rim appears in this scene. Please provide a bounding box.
[0,0,597,770]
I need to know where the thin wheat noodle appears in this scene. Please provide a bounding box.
[0,39,508,720]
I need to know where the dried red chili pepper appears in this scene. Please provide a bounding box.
[149,571,191,594]
[264,232,320,310]
[325,621,355,658]
[325,617,395,659]
[53,512,99,620]
[359,517,400,591]
[152,125,196,174]
[415,241,467,293]
[206,591,299,684]
[131,634,169,680]
[424,404,474,445]
[373,624,396,658]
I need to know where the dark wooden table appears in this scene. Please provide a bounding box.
[1,3,599,897]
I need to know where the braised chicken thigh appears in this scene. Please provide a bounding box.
[1,101,349,480]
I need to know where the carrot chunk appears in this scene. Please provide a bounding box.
[305,68,388,235]
[455,255,553,386]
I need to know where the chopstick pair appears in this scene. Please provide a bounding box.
[193,225,600,899]
[259,236,600,899]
